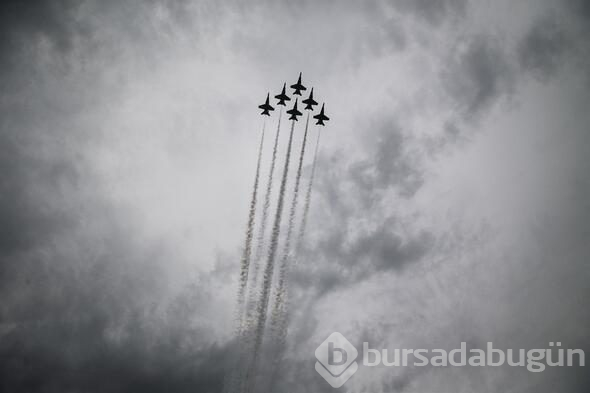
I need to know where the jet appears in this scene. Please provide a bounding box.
[275,83,291,106]
[290,72,307,96]
[302,88,318,111]
[258,93,275,116]
[313,103,330,126]
[286,98,303,121]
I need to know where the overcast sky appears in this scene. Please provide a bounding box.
[0,1,589,392]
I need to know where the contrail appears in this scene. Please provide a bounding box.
[266,114,310,392]
[238,111,282,393]
[246,119,296,393]
[297,126,321,252]
[225,120,266,393]
[235,120,266,327]
[271,113,309,333]
[248,109,282,310]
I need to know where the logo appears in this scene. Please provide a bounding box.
[315,332,358,388]
[314,334,586,386]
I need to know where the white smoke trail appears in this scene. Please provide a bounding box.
[238,111,282,393]
[248,109,282,311]
[245,119,296,393]
[270,113,309,333]
[296,126,321,252]
[224,121,266,393]
[236,121,266,327]
[266,114,310,392]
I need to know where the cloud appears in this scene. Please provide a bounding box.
[0,144,73,256]
[390,0,467,26]
[0,4,236,389]
[287,116,435,300]
[0,207,233,392]
[0,313,230,393]
[354,120,424,198]
[518,17,569,80]
[0,0,75,55]
[566,0,590,24]
[442,35,516,120]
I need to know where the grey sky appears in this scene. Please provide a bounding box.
[0,1,588,392]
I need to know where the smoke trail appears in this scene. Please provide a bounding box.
[235,121,266,327]
[270,113,309,332]
[265,114,309,392]
[249,109,282,308]
[297,126,321,251]
[245,119,296,393]
[238,111,282,393]
[224,121,266,393]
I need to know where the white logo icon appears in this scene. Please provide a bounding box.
[315,332,358,388]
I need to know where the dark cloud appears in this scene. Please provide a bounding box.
[518,17,569,80]
[0,209,232,392]
[0,72,82,257]
[363,120,424,198]
[443,35,515,120]
[0,0,80,78]
[0,1,75,52]
[0,311,229,393]
[390,0,467,26]
[291,224,433,298]
[286,119,433,299]
[350,225,433,271]
[566,0,590,24]
[0,148,72,255]
[0,126,230,388]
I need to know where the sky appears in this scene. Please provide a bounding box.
[0,1,589,392]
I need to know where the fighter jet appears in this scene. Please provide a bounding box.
[275,83,291,106]
[290,72,307,96]
[258,93,275,116]
[286,98,303,121]
[302,88,318,111]
[313,103,330,126]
